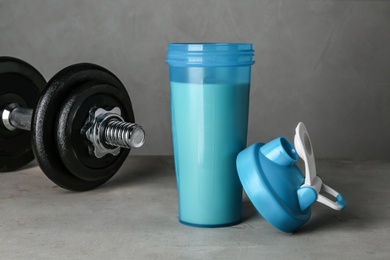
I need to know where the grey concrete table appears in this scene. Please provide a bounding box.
[0,156,389,259]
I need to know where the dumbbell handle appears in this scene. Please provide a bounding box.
[2,104,145,158]
[8,106,33,131]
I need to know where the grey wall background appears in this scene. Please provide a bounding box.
[1,0,389,159]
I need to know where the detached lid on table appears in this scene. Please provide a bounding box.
[236,122,346,233]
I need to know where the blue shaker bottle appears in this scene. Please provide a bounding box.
[166,43,255,227]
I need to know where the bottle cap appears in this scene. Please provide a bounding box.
[236,122,346,233]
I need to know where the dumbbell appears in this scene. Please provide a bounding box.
[0,57,145,191]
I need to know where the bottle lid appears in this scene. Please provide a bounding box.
[236,122,346,233]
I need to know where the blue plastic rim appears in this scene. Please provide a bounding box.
[260,137,298,166]
[179,219,242,228]
[166,43,255,67]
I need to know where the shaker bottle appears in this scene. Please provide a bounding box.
[166,43,255,227]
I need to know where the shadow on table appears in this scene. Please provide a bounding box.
[102,156,175,189]
[242,197,258,222]
[0,159,39,173]
[297,179,382,234]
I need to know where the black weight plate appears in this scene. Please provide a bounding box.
[31,63,133,191]
[56,81,134,182]
[0,57,46,171]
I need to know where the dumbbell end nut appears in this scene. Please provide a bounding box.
[84,107,145,159]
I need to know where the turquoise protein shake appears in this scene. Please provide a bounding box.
[166,43,254,227]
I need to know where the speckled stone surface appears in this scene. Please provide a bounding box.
[0,156,389,259]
